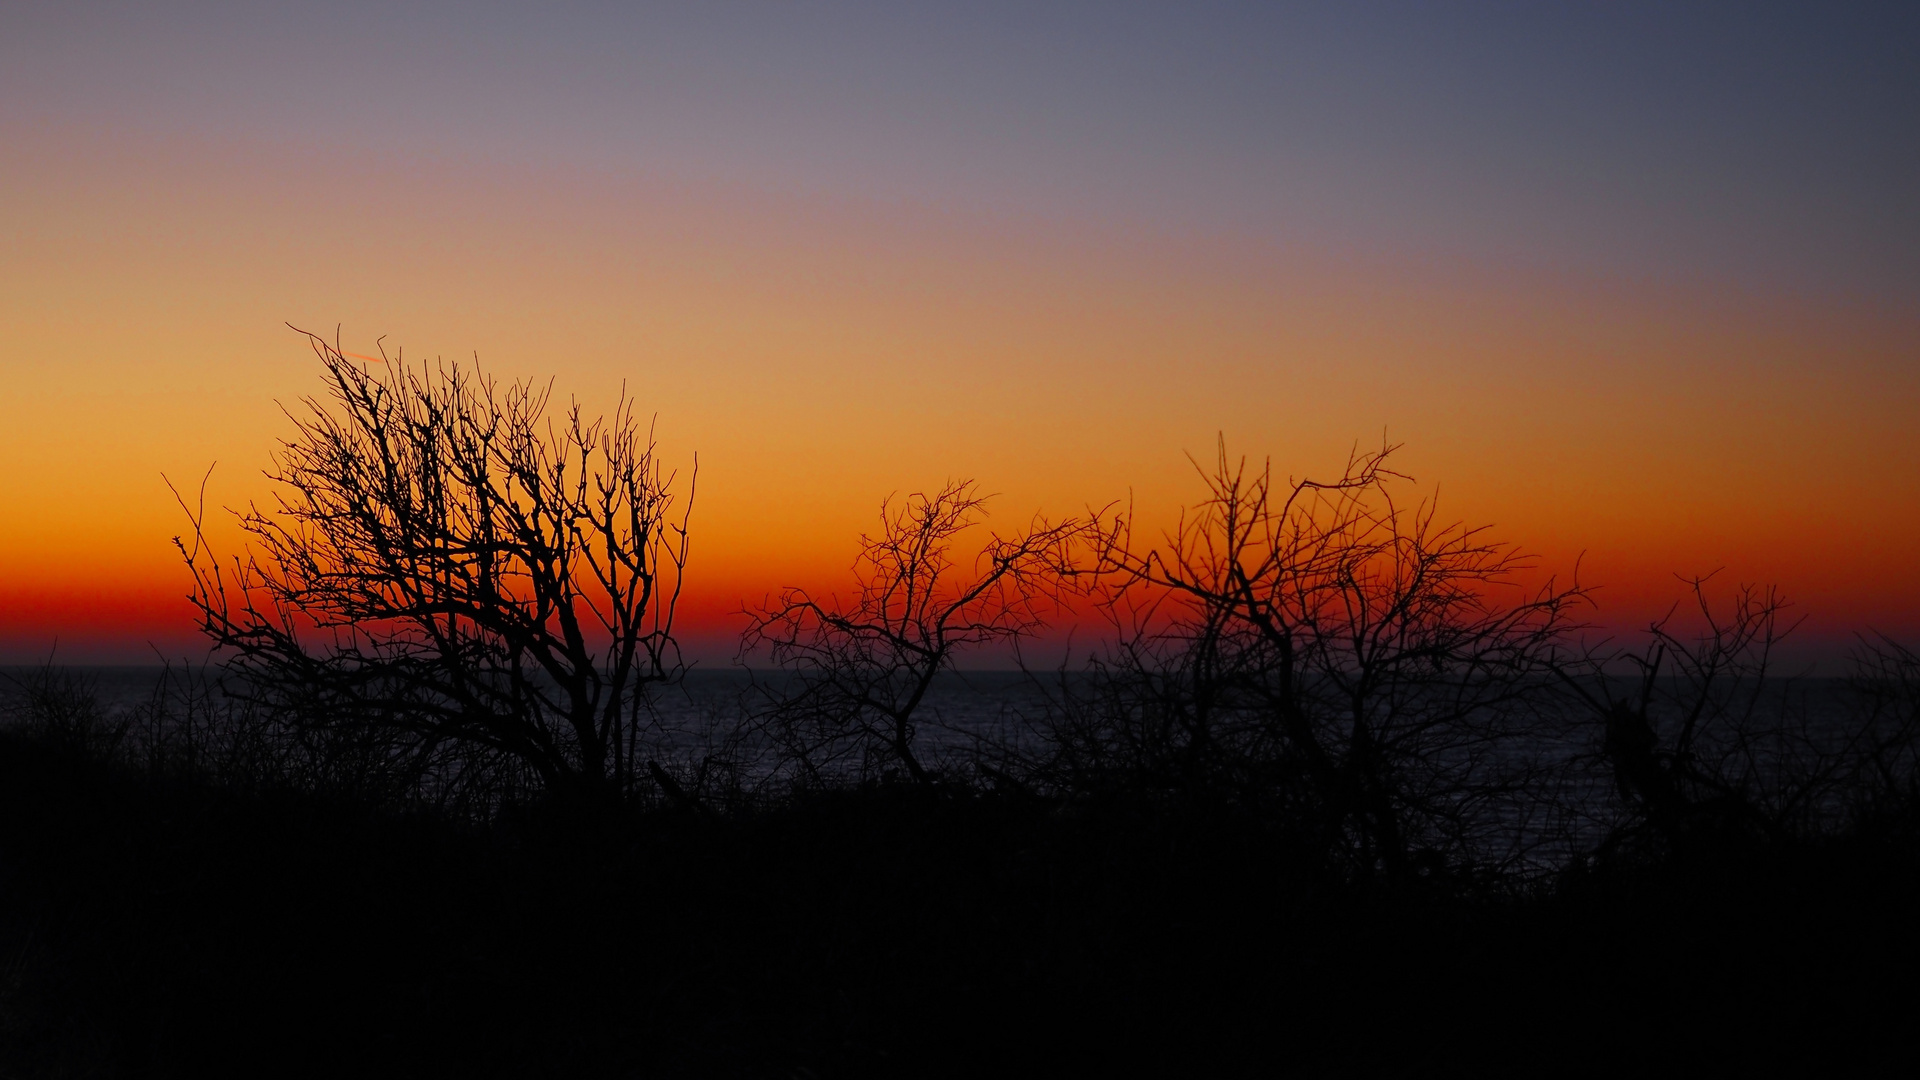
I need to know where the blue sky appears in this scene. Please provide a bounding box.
[8,2,1917,301]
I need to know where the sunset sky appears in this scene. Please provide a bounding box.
[3,2,1917,663]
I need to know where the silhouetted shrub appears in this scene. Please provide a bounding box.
[742,480,1112,788]
[1036,441,1588,882]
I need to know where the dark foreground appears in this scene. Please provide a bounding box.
[1,731,1915,1078]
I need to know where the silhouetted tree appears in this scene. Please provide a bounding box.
[1847,633,1920,813]
[1563,576,1796,856]
[174,327,691,804]
[743,481,1112,785]
[1570,577,1920,856]
[1047,440,1588,879]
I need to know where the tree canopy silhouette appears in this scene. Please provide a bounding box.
[174,327,691,801]
[743,480,1113,784]
[1050,440,1589,878]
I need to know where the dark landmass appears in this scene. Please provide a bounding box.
[7,354,1916,1075]
[1,721,1914,1078]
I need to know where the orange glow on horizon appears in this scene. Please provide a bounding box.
[3,124,1916,664]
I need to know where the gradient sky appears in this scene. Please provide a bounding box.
[3,2,1917,662]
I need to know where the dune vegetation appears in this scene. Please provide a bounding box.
[3,340,1917,1076]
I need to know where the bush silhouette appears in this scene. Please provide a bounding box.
[1044,439,1590,880]
[743,479,1113,786]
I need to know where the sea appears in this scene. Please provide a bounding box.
[2,664,1893,873]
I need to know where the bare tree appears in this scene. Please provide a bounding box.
[173,327,692,804]
[1562,576,1799,855]
[1047,440,1588,879]
[1569,578,1920,856]
[742,481,1113,785]
[1846,633,1920,811]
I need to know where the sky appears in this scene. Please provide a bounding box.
[2,1,1917,663]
